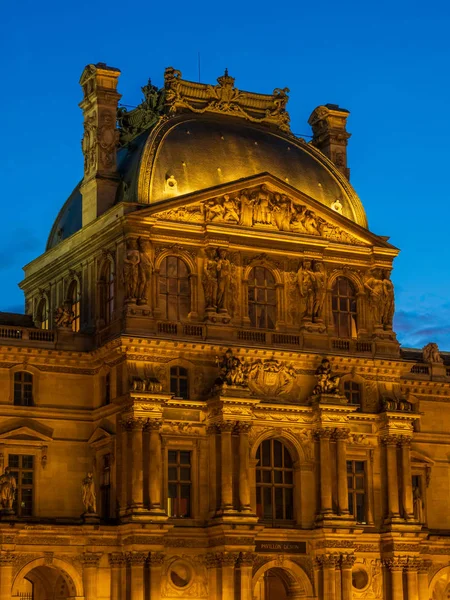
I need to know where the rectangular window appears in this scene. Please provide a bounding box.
[13,372,33,406]
[8,454,34,517]
[347,460,366,523]
[167,450,191,517]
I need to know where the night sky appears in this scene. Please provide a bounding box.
[2,0,449,350]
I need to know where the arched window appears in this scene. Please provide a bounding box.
[99,261,115,325]
[68,280,81,332]
[332,277,357,338]
[248,267,276,329]
[256,439,294,523]
[36,297,49,330]
[159,256,190,321]
[170,366,189,399]
[14,371,33,406]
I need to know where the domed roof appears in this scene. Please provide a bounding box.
[136,114,367,227]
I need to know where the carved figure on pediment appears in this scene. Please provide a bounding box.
[216,248,231,312]
[123,238,140,301]
[202,250,218,310]
[312,262,327,322]
[0,467,16,512]
[222,195,240,223]
[252,185,272,225]
[137,238,154,305]
[215,349,248,387]
[303,210,321,235]
[54,302,74,328]
[239,190,254,226]
[290,204,308,233]
[313,358,340,395]
[423,342,443,364]
[82,473,97,514]
[272,194,293,231]
[205,200,225,222]
[297,260,315,320]
[413,486,424,523]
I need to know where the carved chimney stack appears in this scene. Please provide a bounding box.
[79,62,122,226]
[308,104,351,180]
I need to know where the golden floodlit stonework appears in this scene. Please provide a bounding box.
[0,62,448,600]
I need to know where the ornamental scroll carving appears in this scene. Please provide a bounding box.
[154,186,364,245]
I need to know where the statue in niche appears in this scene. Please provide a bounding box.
[364,268,395,329]
[0,467,16,512]
[82,472,97,514]
[239,189,254,227]
[202,250,218,310]
[297,260,315,320]
[312,262,327,322]
[313,358,341,395]
[252,185,272,225]
[215,349,248,387]
[413,486,424,523]
[222,195,240,223]
[123,238,140,301]
[216,248,231,312]
[381,270,395,328]
[54,302,74,328]
[136,238,153,305]
[423,342,443,364]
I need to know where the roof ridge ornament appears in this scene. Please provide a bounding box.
[163,66,291,132]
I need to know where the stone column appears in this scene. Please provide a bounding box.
[81,553,101,600]
[237,422,252,513]
[188,273,199,319]
[126,552,147,600]
[0,553,15,600]
[406,560,419,600]
[127,417,145,511]
[400,436,414,520]
[147,420,163,512]
[340,554,355,600]
[315,429,334,516]
[335,429,350,515]
[220,553,238,599]
[238,553,255,600]
[385,558,405,600]
[109,553,125,600]
[148,553,164,599]
[382,435,400,519]
[319,555,338,600]
[417,561,430,600]
[219,422,234,512]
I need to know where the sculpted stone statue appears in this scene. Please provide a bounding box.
[423,342,443,364]
[364,267,395,329]
[252,185,272,225]
[82,472,97,514]
[215,349,248,387]
[202,250,218,310]
[222,195,240,223]
[239,190,254,227]
[413,486,424,523]
[136,238,153,305]
[0,467,16,512]
[54,302,74,328]
[123,238,140,301]
[313,358,340,395]
[312,262,327,322]
[216,248,231,313]
[381,271,395,328]
[297,260,315,320]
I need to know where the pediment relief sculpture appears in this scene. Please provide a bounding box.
[153,185,365,245]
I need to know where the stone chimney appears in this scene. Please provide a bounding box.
[308,104,351,179]
[79,63,121,226]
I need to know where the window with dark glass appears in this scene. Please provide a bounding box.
[167,450,191,517]
[100,261,115,325]
[159,256,190,321]
[68,280,81,332]
[36,298,49,330]
[104,373,111,405]
[256,439,294,523]
[347,460,366,523]
[14,372,33,406]
[170,366,189,399]
[100,453,111,519]
[344,381,361,405]
[9,454,34,517]
[332,277,357,338]
[248,267,277,329]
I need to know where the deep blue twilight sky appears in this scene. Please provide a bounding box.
[1,0,449,350]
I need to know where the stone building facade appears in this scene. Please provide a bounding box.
[0,63,449,600]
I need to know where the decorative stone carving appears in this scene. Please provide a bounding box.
[313,358,341,395]
[81,112,97,173]
[340,554,356,569]
[109,552,126,566]
[0,467,16,513]
[316,554,340,568]
[126,551,148,566]
[131,377,163,393]
[81,472,97,514]
[215,349,248,387]
[123,237,153,305]
[423,342,443,364]
[364,268,395,330]
[54,303,75,328]
[413,486,424,523]
[98,111,119,169]
[289,260,328,324]
[117,79,165,146]
[80,552,102,568]
[246,358,297,397]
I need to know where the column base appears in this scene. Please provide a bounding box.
[315,513,355,527]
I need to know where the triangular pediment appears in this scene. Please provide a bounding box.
[0,420,53,443]
[88,426,114,446]
[141,174,396,250]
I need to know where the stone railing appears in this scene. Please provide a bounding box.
[0,326,92,351]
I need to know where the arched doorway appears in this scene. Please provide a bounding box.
[253,559,314,600]
[12,557,83,600]
[430,566,450,600]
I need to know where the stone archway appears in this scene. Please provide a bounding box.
[12,557,83,600]
[430,566,450,600]
[253,559,315,600]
